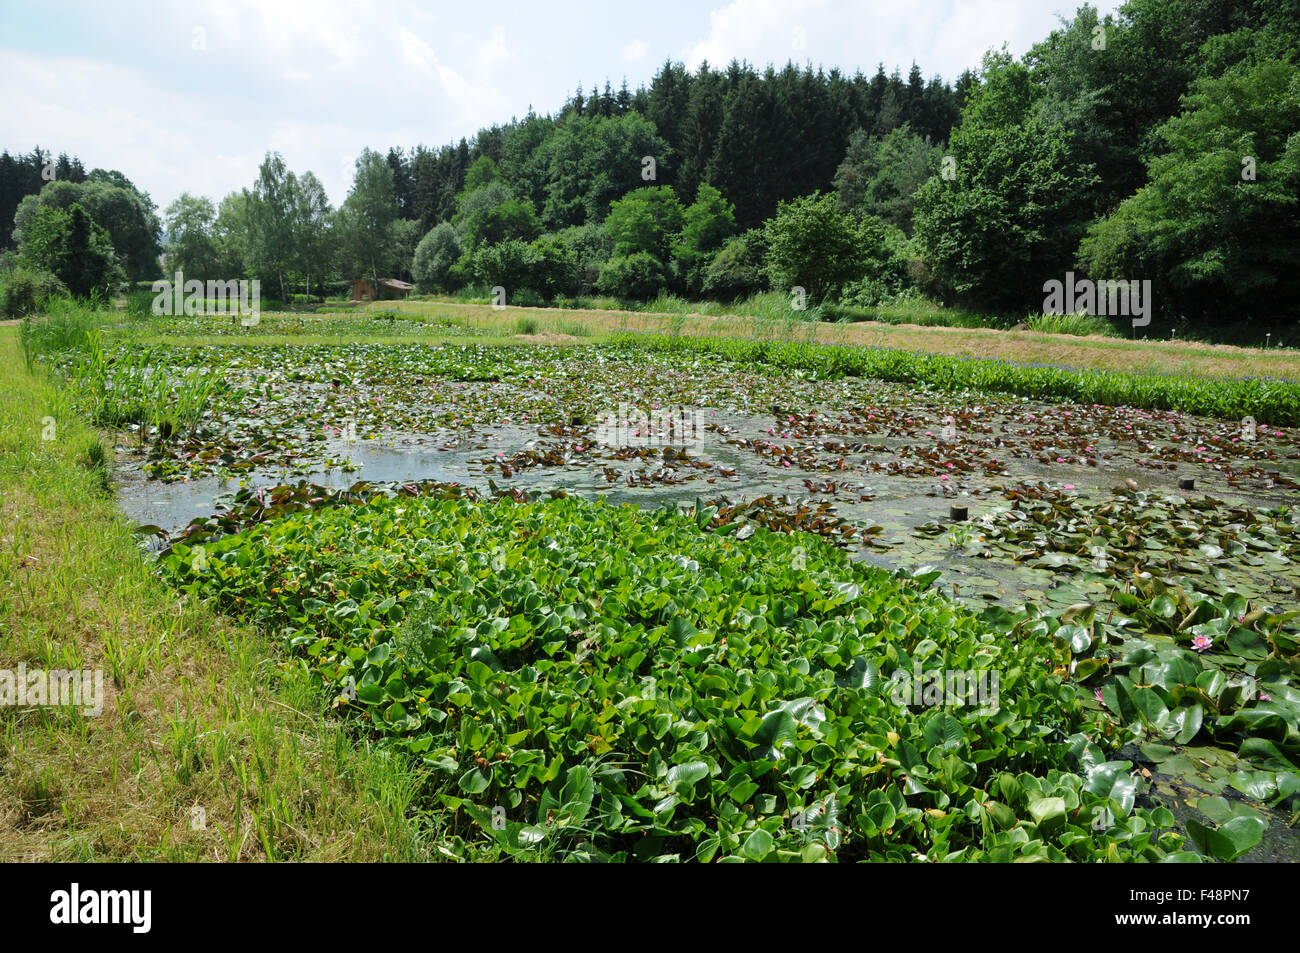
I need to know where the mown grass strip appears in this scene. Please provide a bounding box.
[0,327,436,861]
[605,331,1300,426]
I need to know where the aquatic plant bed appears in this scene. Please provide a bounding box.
[158,489,1271,862]
[607,332,1300,427]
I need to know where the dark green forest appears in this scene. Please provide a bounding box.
[2,0,1298,340]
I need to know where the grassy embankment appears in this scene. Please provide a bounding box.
[0,325,437,861]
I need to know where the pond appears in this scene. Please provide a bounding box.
[109,340,1300,860]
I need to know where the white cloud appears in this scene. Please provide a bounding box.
[683,0,1124,81]
[476,26,513,74]
[623,39,648,62]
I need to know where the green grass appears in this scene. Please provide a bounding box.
[0,326,444,861]
[1027,312,1122,338]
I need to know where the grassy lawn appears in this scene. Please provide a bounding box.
[0,326,433,861]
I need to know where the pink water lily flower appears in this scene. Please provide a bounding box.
[1192,634,1213,652]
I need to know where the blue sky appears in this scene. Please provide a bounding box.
[0,0,1123,212]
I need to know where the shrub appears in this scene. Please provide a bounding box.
[471,239,540,295]
[1,266,68,317]
[764,192,873,303]
[701,228,769,302]
[528,234,578,299]
[557,222,614,295]
[595,252,667,300]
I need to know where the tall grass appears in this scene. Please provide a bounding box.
[66,337,229,439]
[1027,312,1122,337]
[19,297,100,367]
[21,297,231,441]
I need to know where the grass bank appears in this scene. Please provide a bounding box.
[0,326,434,861]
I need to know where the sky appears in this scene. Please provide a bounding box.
[0,0,1124,213]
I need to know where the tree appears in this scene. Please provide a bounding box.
[164,193,218,280]
[912,52,1098,312]
[538,112,670,227]
[337,148,398,292]
[763,192,871,302]
[20,203,120,297]
[293,171,334,300]
[833,124,939,234]
[1079,56,1300,324]
[672,183,735,292]
[213,191,251,280]
[454,179,541,252]
[412,222,463,292]
[389,218,421,282]
[605,186,683,260]
[247,152,299,302]
[461,155,503,193]
[23,176,161,281]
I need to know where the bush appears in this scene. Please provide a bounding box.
[471,239,539,295]
[701,229,769,302]
[528,234,578,299]
[1,266,68,317]
[595,252,667,300]
[509,289,545,308]
[19,203,122,298]
[764,192,875,303]
[557,222,614,295]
